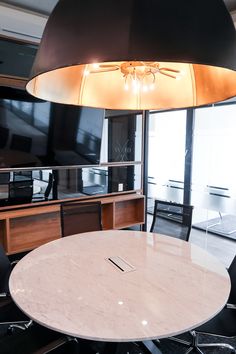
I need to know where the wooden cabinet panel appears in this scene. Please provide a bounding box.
[0,220,7,251]
[9,211,61,254]
[0,193,144,254]
[114,198,145,229]
[102,203,114,230]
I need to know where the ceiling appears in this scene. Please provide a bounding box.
[0,0,58,15]
[1,0,236,15]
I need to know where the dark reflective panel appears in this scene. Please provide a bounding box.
[0,98,104,168]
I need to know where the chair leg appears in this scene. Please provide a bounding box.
[141,340,163,354]
[169,330,236,354]
[7,319,33,333]
[168,336,191,346]
[185,348,195,354]
[167,331,203,354]
[198,342,236,353]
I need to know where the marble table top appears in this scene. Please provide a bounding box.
[9,230,230,342]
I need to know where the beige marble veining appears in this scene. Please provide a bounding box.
[9,230,230,342]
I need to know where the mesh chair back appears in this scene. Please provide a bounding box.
[0,244,11,293]
[228,255,236,304]
[61,201,102,237]
[8,180,33,205]
[150,199,194,241]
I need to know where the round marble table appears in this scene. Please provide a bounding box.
[9,230,230,342]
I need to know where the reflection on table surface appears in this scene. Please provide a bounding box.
[10,230,230,342]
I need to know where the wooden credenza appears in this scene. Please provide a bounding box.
[0,193,145,255]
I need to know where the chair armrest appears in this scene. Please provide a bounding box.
[227,303,236,310]
[33,336,78,354]
[11,260,18,266]
[10,260,19,271]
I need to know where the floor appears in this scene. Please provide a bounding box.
[147,214,236,268]
[190,227,236,267]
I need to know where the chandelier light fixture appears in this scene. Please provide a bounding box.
[27,0,236,110]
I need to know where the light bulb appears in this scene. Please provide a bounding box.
[142,85,148,92]
[133,79,140,89]
[176,71,184,80]
[92,63,99,69]
[124,83,129,91]
[150,83,155,90]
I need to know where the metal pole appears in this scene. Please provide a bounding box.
[183,108,195,205]
[142,110,149,231]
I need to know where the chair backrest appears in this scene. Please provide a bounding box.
[150,199,194,241]
[0,244,11,293]
[61,201,102,237]
[10,134,32,153]
[228,255,236,304]
[8,180,33,205]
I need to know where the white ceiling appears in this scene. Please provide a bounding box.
[1,0,236,15]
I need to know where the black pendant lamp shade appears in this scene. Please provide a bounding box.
[27,0,236,110]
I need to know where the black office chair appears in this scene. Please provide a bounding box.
[150,199,194,241]
[168,255,236,353]
[61,201,102,237]
[8,180,33,205]
[0,324,78,354]
[10,134,32,153]
[0,244,30,331]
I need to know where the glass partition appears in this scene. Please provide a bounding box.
[148,109,187,212]
[191,104,236,237]
[146,104,236,266]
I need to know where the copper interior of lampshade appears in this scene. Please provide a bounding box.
[26,61,236,110]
